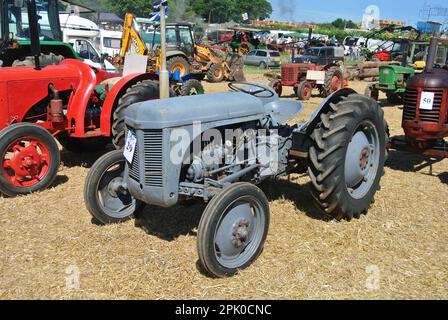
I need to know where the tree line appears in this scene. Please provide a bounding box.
[75,0,273,23]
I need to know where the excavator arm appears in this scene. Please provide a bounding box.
[119,13,147,58]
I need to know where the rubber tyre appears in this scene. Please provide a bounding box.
[57,134,110,153]
[207,63,225,83]
[112,80,159,149]
[322,66,344,97]
[197,183,270,278]
[308,94,386,221]
[259,61,268,69]
[180,79,205,96]
[297,81,312,100]
[166,56,190,78]
[84,150,145,225]
[0,123,60,197]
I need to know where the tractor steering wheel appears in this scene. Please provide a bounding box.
[228,82,275,98]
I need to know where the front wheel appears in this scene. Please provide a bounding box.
[197,183,270,278]
[296,81,312,100]
[180,79,205,96]
[84,150,145,224]
[308,94,386,221]
[0,123,60,197]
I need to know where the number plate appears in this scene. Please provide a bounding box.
[419,91,435,110]
[123,131,137,164]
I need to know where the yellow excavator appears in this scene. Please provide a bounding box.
[119,13,245,82]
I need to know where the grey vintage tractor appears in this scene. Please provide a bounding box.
[84,83,387,278]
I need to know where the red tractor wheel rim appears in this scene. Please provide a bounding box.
[331,74,342,91]
[1,137,51,188]
[302,85,311,98]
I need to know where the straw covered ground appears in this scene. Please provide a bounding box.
[0,70,447,299]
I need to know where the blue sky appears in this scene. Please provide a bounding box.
[269,0,447,26]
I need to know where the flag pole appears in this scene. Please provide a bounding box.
[159,1,169,99]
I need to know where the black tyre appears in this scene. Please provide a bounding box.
[0,123,60,197]
[364,83,379,101]
[297,81,312,100]
[180,79,205,96]
[207,63,225,83]
[84,150,145,225]
[112,80,159,149]
[197,183,270,278]
[259,61,268,69]
[322,66,344,97]
[166,56,190,78]
[308,94,386,221]
[57,134,110,153]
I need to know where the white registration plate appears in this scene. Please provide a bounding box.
[123,131,137,163]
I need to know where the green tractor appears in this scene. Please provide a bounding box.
[0,0,85,67]
[365,39,448,103]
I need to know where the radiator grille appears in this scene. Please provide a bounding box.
[281,64,299,82]
[143,130,163,187]
[128,129,140,182]
[403,88,444,124]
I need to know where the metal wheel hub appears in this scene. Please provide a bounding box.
[344,122,380,200]
[359,148,370,170]
[2,138,50,187]
[107,177,126,197]
[232,219,250,248]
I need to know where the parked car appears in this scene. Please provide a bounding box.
[243,49,281,68]
[293,46,344,66]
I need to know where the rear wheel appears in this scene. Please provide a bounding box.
[296,81,312,100]
[308,94,386,221]
[0,123,60,197]
[180,79,205,96]
[167,56,190,78]
[197,183,270,278]
[112,80,159,149]
[84,150,145,224]
[207,63,225,83]
[322,66,343,97]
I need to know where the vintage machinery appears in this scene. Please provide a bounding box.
[361,25,422,62]
[0,0,173,197]
[84,83,387,277]
[119,13,244,83]
[118,13,205,93]
[269,47,344,100]
[0,0,81,67]
[389,37,448,158]
[365,39,448,103]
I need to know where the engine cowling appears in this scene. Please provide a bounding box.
[402,69,448,141]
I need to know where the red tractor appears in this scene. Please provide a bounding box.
[388,37,448,159]
[269,46,344,100]
[0,0,167,197]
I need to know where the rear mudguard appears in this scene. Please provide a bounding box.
[100,73,159,137]
[291,88,357,154]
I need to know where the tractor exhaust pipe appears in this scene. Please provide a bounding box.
[27,0,41,70]
[425,37,438,73]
